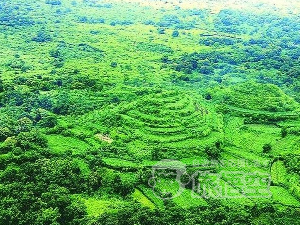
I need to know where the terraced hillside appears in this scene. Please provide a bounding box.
[209,82,300,121]
[112,89,224,160]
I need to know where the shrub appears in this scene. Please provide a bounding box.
[205,146,222,160]
[15,131,48,150]
[45,0,62,5]
[281,127,288,138]
[0,127,12,142]
[172,30,179,37]
[158,15,181,27]
[262,143,272,153]
[110,62,118,68]
[158,28,165,34]
[32,30,52,42]
[0,79,3,92]
[36,110,58,128]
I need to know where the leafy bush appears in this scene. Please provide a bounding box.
[15,131,48,150]
[157,28,165,34]
[0,127,12,142]
[36,110,58,128]
[45,0,62,5]
[172,30,179,37]
[0,79,3,92]
[262,143,272,153]
[110,62,118,68]
[284,154,300,175]
[158,15,181,27]
[281,127,288,137]
[77,16,105,24]
[32,30,52,42]
[205,145,222,160]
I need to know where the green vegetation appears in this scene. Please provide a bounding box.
[1,0,300,224]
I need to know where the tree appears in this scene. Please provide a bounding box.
[0,127,11,142]
[45,0,62,5]
[205,145,222,160]
[151,147,161,160]
[35,109,58,128]
[158,15,181,27]
[110,62,118,68]
[32,30,52,43]
[15,130,48,151]
[16,117,33,133]
[172,30,179,37]
[263,143,272,153]
[87,171,102,193]
[35,208,61,225]
[52,92,71,115]
[113,174,134,196]
[158,28,165,34]
[0,79,3,92]
[281,127,288,137]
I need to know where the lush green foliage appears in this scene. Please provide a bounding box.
[1,0,300,224]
